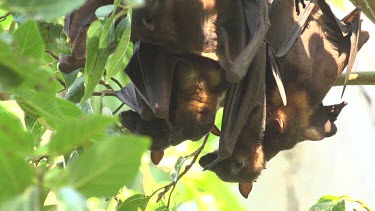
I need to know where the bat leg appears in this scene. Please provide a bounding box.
[223,0,270,83]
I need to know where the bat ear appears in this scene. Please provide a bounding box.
[151,150,164,165]
[239,182,253,198]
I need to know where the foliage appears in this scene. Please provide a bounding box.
[309,195,372,211]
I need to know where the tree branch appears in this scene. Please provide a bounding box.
[334,71,375,86]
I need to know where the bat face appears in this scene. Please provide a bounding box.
[119,110,170,151]
[200,142,265,183]
[169,56,228,145]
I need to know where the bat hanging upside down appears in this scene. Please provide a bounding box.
[200,0,369,198]
[117,42,228,164]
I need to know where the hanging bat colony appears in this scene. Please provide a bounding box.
[59,0,369,199]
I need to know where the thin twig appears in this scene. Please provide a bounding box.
[45,50,59,60]
[334,71,375,86]
[99,80,114,90]
[110,77,123,89]
[113,103,125,114]
[0,12,10,22]
[92,90,117,96]
[150,135,209,208]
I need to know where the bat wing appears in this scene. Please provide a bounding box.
[221,0,270,83]
[115,83,155,120]
[275,0,318,58]
[218,44,267,162]
[125,42,176,120]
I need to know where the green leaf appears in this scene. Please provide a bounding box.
[310,195,346,211]
[62,69,80,89]
[82,20,110,103]
[0,63,22,92]
[172,156,186,182]
[38,22,71,54]
[106,20,131,80]
[117,194,149,211]
[99,16,115,49]
[0,103,34,155]
[155,206,168,211]
[66,135,150,197]
[0,186,40,211]
[56,97,83,118]
[0,147,35,203]
[56,187,89,211]
[24,116,46,146]
[14,19,44,58]
[3,0,85,21]
[95,5,114,19]
[49,115,114,155]
[65,76,85,103]
[0,39,59,96]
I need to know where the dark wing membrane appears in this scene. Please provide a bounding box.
[125,42,176,120]
[218,44,267,160]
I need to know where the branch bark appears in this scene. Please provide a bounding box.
[334,71,375,86]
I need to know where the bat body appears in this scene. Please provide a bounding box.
[58,0,114,73]
[117,42,228,163]
[263,0,369,157]
[131,0,270,83]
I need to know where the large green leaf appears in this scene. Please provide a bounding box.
[81,20,109,103]
[14,19,44,58]
[66,135,150,197]
[38,22,71,54]
[0,103,33,155]
[49,115,114,155]
[0,142,35,203]
[0,186,40,211]
[2,0,85,21]
[0,39,59,97]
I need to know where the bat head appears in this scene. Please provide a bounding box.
[303,101,347,140]
[200,142,265,183]
[169,104,216,146]
[119,110,170,151]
